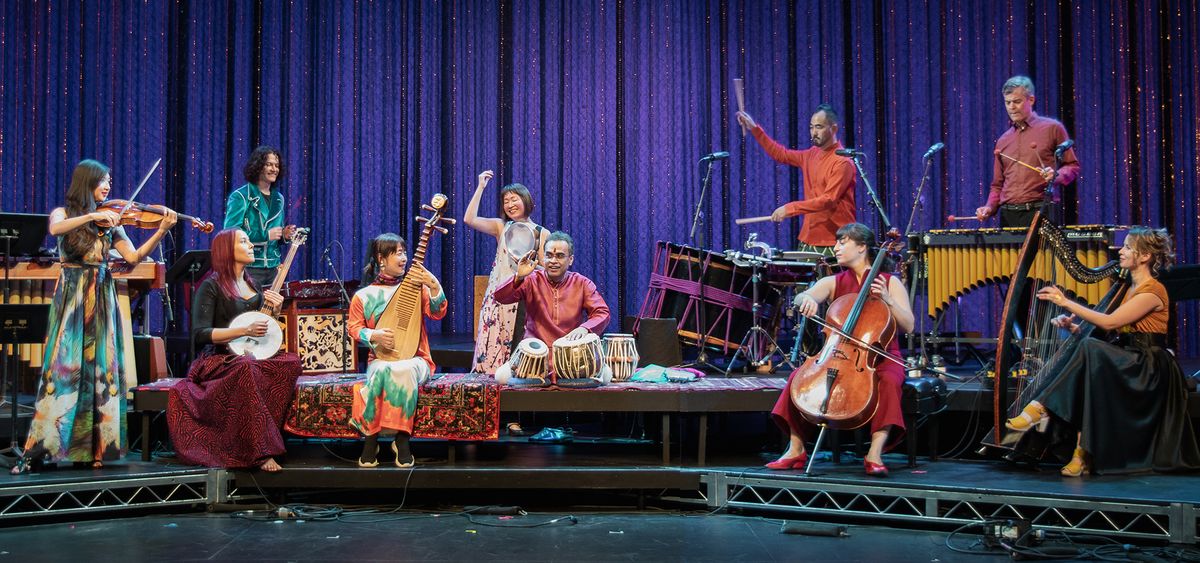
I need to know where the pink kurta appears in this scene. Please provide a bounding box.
[491,269,611,359]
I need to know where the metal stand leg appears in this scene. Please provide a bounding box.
[723,259,783,376]
[805,425,828,475]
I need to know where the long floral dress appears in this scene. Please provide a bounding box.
[23,226,131,463]
[472,220,543,374]
[347,276,447,435]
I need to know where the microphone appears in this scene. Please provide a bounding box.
[1054,139,1074,158]
[835,148,864,158]
[922,142,945,160]
[700,151,730,161]
[319,243,333,267]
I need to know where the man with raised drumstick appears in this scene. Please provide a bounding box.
[975,76,1081,228]
[736,104,857,256]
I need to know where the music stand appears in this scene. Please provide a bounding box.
[166,250,211,361]
[0,212,51,467]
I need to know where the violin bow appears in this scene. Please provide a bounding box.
[118,158,162,215]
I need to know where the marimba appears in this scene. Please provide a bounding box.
[913,226,1119,318]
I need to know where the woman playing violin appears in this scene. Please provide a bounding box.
[768,223,915,477]
[12,159,179,473]
[1005,227,1200,476]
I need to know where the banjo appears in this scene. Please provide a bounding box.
[227,228,309,359]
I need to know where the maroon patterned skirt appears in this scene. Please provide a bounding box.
[167,353,302,468]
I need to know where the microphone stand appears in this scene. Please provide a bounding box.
[902,154,936,367]
[683,157,721,372]
[323,243,353,374]
[846,154,890,233]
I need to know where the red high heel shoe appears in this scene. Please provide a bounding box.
[765,451,809,470]
[864,459,889,477]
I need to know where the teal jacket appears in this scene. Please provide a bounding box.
[223,183,286,268]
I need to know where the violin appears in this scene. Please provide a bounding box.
[788,232,903,430]
[95,199,214,233]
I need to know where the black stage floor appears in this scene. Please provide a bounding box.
[0,512,1014,562]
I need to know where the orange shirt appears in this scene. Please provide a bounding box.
[1120,278,1169,335]
[750,125,857,247]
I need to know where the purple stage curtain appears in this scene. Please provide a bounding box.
[2,1,1198,357]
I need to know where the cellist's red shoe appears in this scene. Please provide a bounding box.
[864,459,889,477]
[765,452,809,470]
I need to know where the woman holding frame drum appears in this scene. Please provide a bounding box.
[464,170,547,376]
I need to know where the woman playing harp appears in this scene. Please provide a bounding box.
[1005,227,1200,476]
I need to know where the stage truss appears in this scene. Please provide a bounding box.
[682,472,1198,544]
[0,469,235,521]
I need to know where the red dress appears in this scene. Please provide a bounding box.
[770,270,906,449]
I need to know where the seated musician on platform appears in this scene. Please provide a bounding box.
[1005,227,1200,476]
[347,233,446,468]
[13,160,178,474]
[168,229,302,473]
[491,231,611,385]
[767,223,915,477]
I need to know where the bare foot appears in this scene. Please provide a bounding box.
[91,461,103,469]
[260,458,282,472]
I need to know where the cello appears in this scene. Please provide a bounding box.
[788,231,906,471]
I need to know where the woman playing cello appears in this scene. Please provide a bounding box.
[767,223,915,476]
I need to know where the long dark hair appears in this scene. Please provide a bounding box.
[242,145,285,184]
[61,159,109,256]
[360,233,406,286]
[208,229,259,300]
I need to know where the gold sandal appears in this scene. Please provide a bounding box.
[1005,403,1048,432]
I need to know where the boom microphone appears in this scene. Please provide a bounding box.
[923,142,945,160]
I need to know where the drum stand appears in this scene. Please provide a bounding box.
[723,256,783,376]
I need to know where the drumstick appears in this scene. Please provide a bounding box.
[994,150,1043,174]
[946,215,981,222]
[736,215,773,225]
[733,78,747,137]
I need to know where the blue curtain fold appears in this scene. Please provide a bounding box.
[2,0,1198,357]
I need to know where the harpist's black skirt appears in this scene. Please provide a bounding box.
[1020,334,1200,475]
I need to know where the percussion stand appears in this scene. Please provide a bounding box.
[723,255,782,375]
[683,157,722,372]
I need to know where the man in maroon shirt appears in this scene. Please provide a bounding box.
[975,76,1081,228]
[737,104,857,254]
[492,231,611,378]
